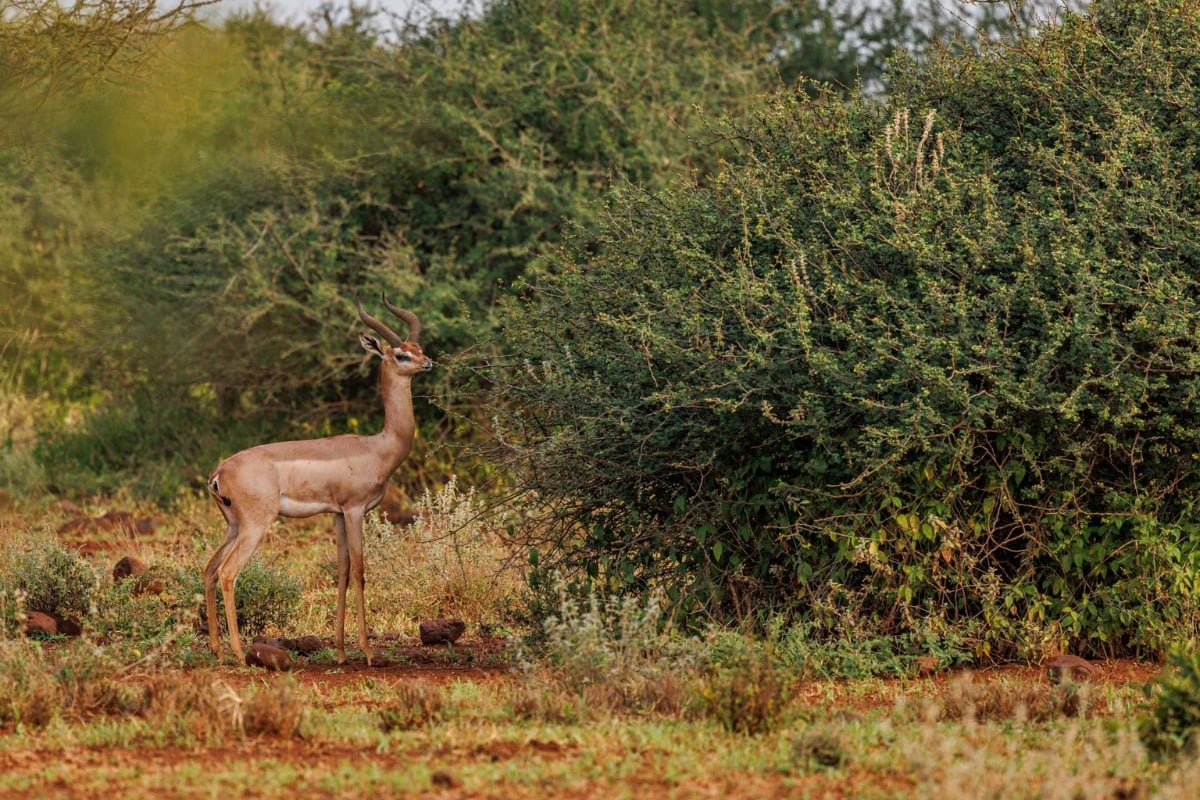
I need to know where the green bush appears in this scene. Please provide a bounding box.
[498,0,1200,656]
[90,563,206,661]
[180,557,301,639]
[692,639,790,735]
[0,639,63,728]
[1,0,1021,502]
[6,535,97,624]
[719,619,970,680]
[1141,645,1200,760]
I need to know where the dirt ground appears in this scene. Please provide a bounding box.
[0,500,1172,799]
[0,629,1164,800]
[223,634,514,692]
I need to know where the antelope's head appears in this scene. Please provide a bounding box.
[356,296,433,376]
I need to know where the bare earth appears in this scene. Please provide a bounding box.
[0,631,1162,800]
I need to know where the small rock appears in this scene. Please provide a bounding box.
[378,484,418,526]
[50,498,84,516]
[98,510,157,535]
[246,642,294,671]
[1046,654,1095,683]
[28,610,82,637]
[430,770,460,789]
[132,573,165,596]
[913,656,940,677]
[419,618,467,646]
[25,611,58,636]
[113,555,149,582]
[47,612,82,637]
[57,511,156,538]
[252,635,286,649]
[280,635,323,655]
[71,540,112,556]
[57,516,98,536]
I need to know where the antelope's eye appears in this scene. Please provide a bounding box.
[394,351,412,362]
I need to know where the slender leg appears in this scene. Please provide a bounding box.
[220,573,244,663]
[344,508,372,665]
[203,523,239,658]
[214,522,269,665]
[334,514,350,663]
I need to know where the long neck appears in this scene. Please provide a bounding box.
[378,368,416,468]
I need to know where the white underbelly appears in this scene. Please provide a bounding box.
[278,496,340,518]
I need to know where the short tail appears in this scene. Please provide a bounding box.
[209,472,233,507]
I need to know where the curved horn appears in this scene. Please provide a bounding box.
[356,296,404,347]
[381,294,422,343]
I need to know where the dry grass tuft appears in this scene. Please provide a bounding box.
[379,682,446,732]
[242,675,307,738]
[586,669,689,717]
[139,672,309,742]
[0,649,61,728]
[0,638,147,729]
[516,587,701,719]
[362,477,525,631]
[503,680,581,724]
[691,646,791,735]
[930,671,1100,723]
[790,724,850,769]
[140,672,229,744]
[900,710,1155,800]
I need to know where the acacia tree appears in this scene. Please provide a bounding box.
[1,0,214,409]
[0,0,215,146]
[499,0,1200,658]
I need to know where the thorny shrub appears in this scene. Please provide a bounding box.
[499,0,1200,658]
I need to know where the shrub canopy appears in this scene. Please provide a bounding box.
[4,0,1017,497]
[500,0,1200,657]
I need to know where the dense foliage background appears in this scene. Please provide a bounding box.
[1,0,1026,497]
[9,0,1197,659]
[499,0,1200,658]
[6,0,867,496]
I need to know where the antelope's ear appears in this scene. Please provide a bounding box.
[360,333,387,358]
